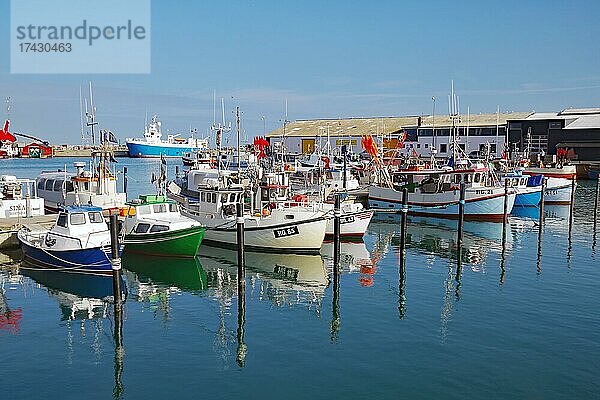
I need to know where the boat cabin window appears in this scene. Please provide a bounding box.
[66,181,75,192]
[463,174,472,183]
[285,214,294,220]
[150,224,169,233]
[45,179,54,190]
[69,213,86,225]
[135,223,151,233]
[474,173,481,183]
[37,179,45,190]
[229,193,236,203]
[169,203,178,212]
[212,193,217,203]
[200,192,205,202]
[453,174,461,184]
[56,213,68,228]
[88,212,104,223]
[53,180,63,192]
[512,178,519,186]
[153,204,167,213]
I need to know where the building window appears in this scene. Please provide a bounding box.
[549,121,562,129]
[440,143,447,153]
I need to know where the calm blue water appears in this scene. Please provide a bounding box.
[1,158,599,399]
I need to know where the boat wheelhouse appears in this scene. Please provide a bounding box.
[36,161,126,213]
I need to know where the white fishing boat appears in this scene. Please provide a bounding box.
[36,161,126,213]
[0,175,45,218]
[369,163,516,222]
[167,167,327,254]
[523,165,576,205]
[259,170,372,239]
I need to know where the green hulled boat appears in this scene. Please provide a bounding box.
[121,194,206,258]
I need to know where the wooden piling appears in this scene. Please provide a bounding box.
[502,179,509,248]
[236,277,247,368]
[236,202,245,281]
[333,193,341,269]
[539,177,547,232]
[594,176,600,232]
[399,188,408,266]
[457,181,465,249]
[123,167,128,196]
[109,214,123,308]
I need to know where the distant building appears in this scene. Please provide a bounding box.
[266,112,531,158]
[21,142,53,158]
[507,108,600,161]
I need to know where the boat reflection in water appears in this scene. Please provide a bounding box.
[19,263,117,320]
[0,264,23,334]
[123,251,207,295]
[320,241,375,286]
[0,248,22,266]
[370,212,512,268]
[199,245,329,311]
[123,246,328,311]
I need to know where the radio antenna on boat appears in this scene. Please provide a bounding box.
[79,86,85,144]
[211,96,231,177]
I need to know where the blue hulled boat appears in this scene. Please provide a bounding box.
[500,171,543,208]
[125,115,208,158]
[17,206,118,275]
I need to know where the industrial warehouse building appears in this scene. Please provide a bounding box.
[266,112,530,159]
[507,108,600,161]
[267,108,600,162]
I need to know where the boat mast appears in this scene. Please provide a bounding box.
[211,97,231,179]
[236,106,241,175]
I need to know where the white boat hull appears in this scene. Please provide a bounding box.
[543,177,574,205]
[323,204,373,237]
[0,198,45,218]
[198,216,327,254]
[369,186,516,222]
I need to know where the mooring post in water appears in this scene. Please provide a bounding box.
[594,175,600,233]
[123,167,128,196]
[331,256,341,342]
[333,193,341,269]
[457,181,465,249]
[502,179,509,246]
[236,275,247,368]
[113,299,124,399]
[539,177,547,233]
[569,176,576,228]
[236,202,245,281]
[399,188,408,266]
[109,214,123,307]
[342,145,347,191]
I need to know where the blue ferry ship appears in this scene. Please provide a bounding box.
[126,115,208,158]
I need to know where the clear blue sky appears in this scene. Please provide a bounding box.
[1,0,599,144]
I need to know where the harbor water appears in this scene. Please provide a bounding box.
[1,158,599,399]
